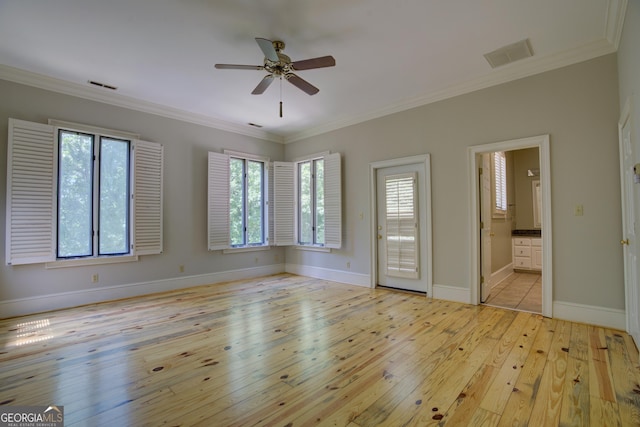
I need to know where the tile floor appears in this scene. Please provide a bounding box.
[483,272,542,313]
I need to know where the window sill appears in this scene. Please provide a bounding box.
[46,255,139,269]
[223,245,270,254]
[294,245,331,253]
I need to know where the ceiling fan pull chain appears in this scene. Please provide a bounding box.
[280,77,283,118]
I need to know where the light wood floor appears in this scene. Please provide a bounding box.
[484,272,542,313]
[1,274,640,426]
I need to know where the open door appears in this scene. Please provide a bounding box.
[619,100,640,348]
[480,154,492,302]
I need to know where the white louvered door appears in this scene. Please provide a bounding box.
[376,164,427,293]
[5,119,57,265]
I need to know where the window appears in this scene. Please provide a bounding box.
[385,172,419,279]
[57,130,130,258]
[273,152,341,249]
[208,151,269,250]
[298,158,325,245]
[6,118,163,266]
[493,151,507,216]
[230,156,265,247]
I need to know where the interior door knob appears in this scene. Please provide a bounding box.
[621,239,630,245]
[378,234,383,240]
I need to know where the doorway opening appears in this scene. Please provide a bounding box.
[468,135,552,317]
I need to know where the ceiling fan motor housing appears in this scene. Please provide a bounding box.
[264,41,292,76]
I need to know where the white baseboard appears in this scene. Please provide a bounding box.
[432,284,471,304]
[285,263,371,288]
[490,263,513,289]
[0,264,285,318]
[553,300,626,330]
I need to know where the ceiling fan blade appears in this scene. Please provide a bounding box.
[215,64,264,70]
[255,38,279,62]
[291,55,336,71]
[286,73,319,95]
[251,75,274,95]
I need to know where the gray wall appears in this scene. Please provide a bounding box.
[0,51,626,313]
[285,54,623,310]
[513,148,541,229]
[618,0,640,148]
[0,79,285,302]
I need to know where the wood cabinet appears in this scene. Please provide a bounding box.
[513,237,542,272]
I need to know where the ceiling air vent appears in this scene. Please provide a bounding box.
[484,39,533,69]
[88,80,118,91]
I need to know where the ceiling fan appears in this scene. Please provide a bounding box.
[215,37,336,116]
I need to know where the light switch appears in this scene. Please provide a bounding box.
[574,205,583,216]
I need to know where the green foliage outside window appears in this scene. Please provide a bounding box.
[230,157,264,246]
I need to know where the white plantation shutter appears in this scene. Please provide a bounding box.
[493,151,507,214]
[323,152,341,249]
[6,119,56,265]
[273,161,295,246]
[385,172,419,279]
[133,140,164,255]
[208,152,230,250]
[267,162,274,245]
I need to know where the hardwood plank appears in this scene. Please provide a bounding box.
[527,318,571,426]
[604,328,640,425]
[479,314,542,415]
[559,321,591,427]
[497,317,558,426]
[1,273,639,426]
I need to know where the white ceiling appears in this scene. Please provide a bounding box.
[0,0,626,143]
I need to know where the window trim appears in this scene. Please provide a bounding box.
[55,126,133,260]
[293,151,330,249]
[225,150,269,249]
[297,157,325,247]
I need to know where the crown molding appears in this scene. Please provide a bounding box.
[0,64,284,144]
[284,38,617,143]
[605,0,628,48]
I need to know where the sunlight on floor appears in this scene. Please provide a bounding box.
[7,318,55,347]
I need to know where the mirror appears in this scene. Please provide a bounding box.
[532,180,542,228]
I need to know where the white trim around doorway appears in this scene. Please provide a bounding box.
[468,135,553,317]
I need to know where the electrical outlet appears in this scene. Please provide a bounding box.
[574,204,584,216]
[347,261,351,269]
[179,265,185,273]
[91,274,99,283]
[254,257,259,264]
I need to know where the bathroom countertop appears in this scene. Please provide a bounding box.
[512,229,542,237]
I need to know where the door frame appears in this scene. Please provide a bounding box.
[468,135,553,317]
[369,154,433,296]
